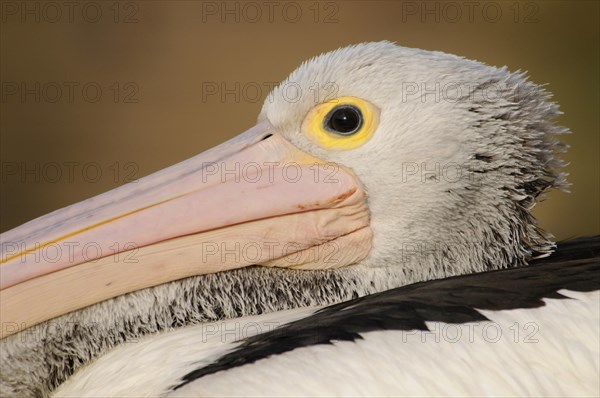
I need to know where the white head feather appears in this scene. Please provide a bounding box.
[261,41,567,279]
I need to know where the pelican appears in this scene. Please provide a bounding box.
[1,41,598,397]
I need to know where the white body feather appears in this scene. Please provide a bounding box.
[54,290,599,397]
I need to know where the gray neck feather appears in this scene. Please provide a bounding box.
[1,264,412,397]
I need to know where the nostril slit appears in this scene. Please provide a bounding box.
[261,134,273,141]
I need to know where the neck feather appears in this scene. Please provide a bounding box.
[1,264,418,397]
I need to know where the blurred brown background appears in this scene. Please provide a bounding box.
[1,0,598,239]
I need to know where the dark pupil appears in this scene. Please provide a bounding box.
[327,106,362,135]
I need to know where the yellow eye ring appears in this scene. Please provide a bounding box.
[302,96,379,151]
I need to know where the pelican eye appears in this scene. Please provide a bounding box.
[325,105,363,135]
[302,96,379,151]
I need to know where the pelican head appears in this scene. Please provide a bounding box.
[260,41,566,276]
[1,41,567,396]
